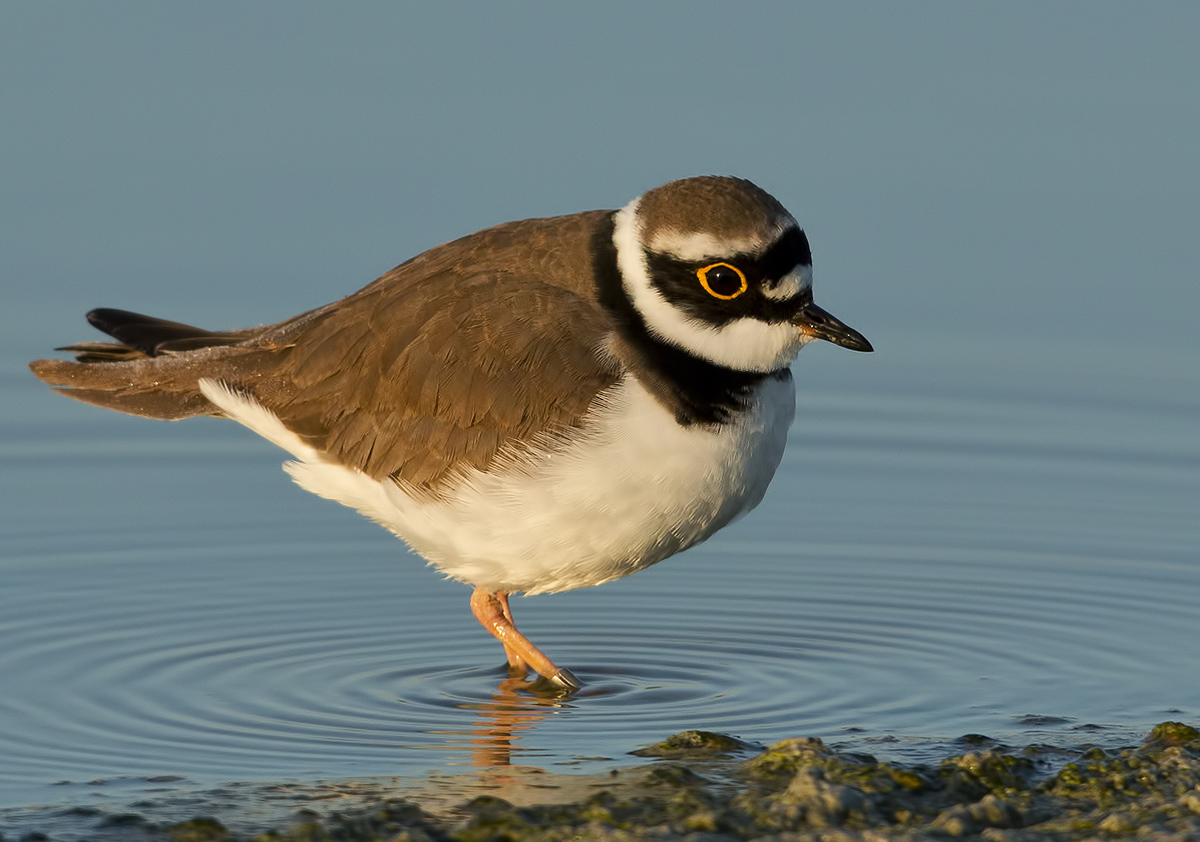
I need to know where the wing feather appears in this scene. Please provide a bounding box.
[266,272,619,492]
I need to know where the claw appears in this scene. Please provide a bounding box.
[549,667,582,692]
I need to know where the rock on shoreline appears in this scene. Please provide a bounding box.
[7,722,1200,841]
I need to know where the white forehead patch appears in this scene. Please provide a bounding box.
[613,198,807,373]
[648,229,765,262]
[763,265,812,301]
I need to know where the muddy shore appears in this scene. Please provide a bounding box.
[6,722,1200,841]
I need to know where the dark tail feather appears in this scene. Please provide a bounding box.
[30,308,271,421]
[84,308,245,357]
[52,340,150,363]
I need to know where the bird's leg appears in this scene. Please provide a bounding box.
[469,586,581,691]
[494,592,529,672]
[469,588,529,675]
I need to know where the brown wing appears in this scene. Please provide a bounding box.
[264,271,620,492]
[30,211,621,489]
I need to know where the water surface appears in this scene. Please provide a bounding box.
[1,336,1197,820]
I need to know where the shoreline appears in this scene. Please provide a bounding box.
[4,722,1199,841]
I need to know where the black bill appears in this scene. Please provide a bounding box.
[793,302,873,352]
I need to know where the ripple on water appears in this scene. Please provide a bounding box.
[1,354,1198,808]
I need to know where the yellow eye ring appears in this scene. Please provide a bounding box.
[697,262,748,299]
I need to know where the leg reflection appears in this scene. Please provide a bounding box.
[465,673,569,767]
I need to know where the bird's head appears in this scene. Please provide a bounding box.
[613,176,872,373]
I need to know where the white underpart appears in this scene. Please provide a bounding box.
[200,374,796,596]
[763,265,812,301]
[199,379,323,462]
[613,199,807,372]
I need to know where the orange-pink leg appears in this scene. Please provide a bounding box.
[469,586,581,691]
[494,592,528,671]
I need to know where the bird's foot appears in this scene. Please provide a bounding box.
[548,667,582,692]
[471,586,582,693]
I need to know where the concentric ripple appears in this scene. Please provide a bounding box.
[1,347,1199,809]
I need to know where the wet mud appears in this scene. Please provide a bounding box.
[6,722,1200,841]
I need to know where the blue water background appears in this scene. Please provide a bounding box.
[1,1,1197,820]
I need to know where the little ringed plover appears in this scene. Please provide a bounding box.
[30,176,872,691]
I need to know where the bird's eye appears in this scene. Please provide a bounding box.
[696,263,748,300]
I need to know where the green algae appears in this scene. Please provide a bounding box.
[15,722,1200,841]
[629,729,759,759]
[1146,721,1200,749]
[167,817,231,842]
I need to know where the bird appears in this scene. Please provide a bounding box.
[29,176,871,692]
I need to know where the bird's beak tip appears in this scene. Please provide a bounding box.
[794,302,873,353]
[845,333,874,353]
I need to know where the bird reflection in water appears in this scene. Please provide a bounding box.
[458,673,577,767]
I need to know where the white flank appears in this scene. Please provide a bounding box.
[613,199,808,372]
[203,374,796,596]
[199,379,322,462]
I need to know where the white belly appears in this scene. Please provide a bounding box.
[201,373,795,595]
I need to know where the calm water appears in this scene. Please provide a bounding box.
[1,336,1198,819]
